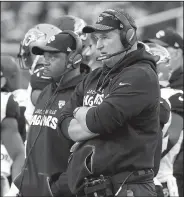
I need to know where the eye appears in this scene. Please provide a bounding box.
[93,35,99,41]
[79,33,88,40]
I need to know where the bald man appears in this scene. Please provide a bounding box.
[1,55,21,92]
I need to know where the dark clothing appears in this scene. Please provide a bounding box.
[169,91,183,118]
[174,141,183,197]
[6,93,20,120]
[17,106,27,142]
[60,43,160,194]
[30,65,52,92]
[169,67,183,90]
[14,73,86,196]
[77,169,156,197]
[154,96,171,177]
[168,67,183,195]
[159,97,171,128]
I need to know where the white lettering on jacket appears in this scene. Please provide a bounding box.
[83,90,105,107]
[30,114,58,129]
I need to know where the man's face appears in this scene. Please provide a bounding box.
[157,61,172,82]
[43,52,67,78]
[166,46,182,72]
[94,29,124,66]
[82,34,100,66]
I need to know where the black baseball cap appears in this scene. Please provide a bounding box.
[32,32,76,55]
[83,9,122,33]
[146,28,183,50]
[83,9,137,33]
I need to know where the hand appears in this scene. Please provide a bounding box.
[166,175,179,197]
[4,182,20,197]
[1,175,10,196]
[73,106,96,121]
[153,177,163,187]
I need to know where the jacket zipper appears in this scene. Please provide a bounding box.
[46,177,54,197]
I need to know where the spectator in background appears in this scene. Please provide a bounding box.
[44,2,66,25]
[143,42,172,177]
[82,33,102,70]
[1,55,21,92]
[17,23,61,126]
[148,28,183,91]
[1,68,25,196]
[1,55,27,142]
[53,15,101,71]
[147,29,183,197]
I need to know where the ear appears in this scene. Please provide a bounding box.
[176,48,183,58]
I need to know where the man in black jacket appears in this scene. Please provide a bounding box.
[148,28,183,91]
[58,9,160,197]
[6,31,86,197]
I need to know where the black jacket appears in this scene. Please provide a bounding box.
[169,67,183,182]
[169,67,183,90]
[60,43,160,194]
[14,73,87,196]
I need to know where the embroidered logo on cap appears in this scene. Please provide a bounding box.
[174,42,179,48]
[156,30,165,38]
[47,35,56,44]
[67,47,72,52]
[120,24,124,28]
[97,16,104,23]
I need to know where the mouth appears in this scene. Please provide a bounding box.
[43,67,51,75]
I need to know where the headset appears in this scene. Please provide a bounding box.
[16,31,83,196]
[96,9,137,61]
[61,30,83,69]
[104,9,137,48]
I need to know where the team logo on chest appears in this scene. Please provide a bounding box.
[58,100,66,109]
[83,89,105,107]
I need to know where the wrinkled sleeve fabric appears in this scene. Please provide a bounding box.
[58,76,88,132]
[160,97,171,125]
[6,94,20,120]
[86,66,159,134]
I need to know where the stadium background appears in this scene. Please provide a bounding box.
[1,1,183,88]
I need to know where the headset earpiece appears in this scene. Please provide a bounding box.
[61,30,83,69]
[103,9,137,49]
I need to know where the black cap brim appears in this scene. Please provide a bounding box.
[32,45,60,55]
[146,39,169,47]
[83,24,114,33]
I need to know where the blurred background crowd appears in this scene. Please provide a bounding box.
[1,1,183,41]
[1,1,183,88]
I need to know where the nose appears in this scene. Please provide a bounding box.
[43,59,50,67]
[96,39,103,51]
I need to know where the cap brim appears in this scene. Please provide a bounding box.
[32,45,60,55]
[83,24,114,33]
[145,39,169,47]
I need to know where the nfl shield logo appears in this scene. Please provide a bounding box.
[58,100,66,109]
[97,16,103,23]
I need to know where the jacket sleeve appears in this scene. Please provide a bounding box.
[50,77,89,196]
[86,66,159,134]
[6,94,20,120]
[58,76,87,128]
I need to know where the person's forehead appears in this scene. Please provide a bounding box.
[94,29,117,37]
[44,51,65,56]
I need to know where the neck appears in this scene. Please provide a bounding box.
[159,80,170,87]
[55,67,81,85]
[89,59,103,71]
[104,43,137,68]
